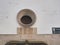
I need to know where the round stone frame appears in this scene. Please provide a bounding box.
[17,9,36,27]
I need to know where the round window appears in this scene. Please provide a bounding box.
[21,15,32,24]
[17,9,36,27]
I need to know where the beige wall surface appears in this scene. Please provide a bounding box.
[0,34,60,45]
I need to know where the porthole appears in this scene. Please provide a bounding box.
[17,9,36,27]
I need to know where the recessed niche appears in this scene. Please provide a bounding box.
[5,41,47,45]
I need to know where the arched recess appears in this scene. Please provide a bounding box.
[5,41,48,45]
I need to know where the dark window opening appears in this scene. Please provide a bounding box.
[21,15,32,24]
[52,27,60,34]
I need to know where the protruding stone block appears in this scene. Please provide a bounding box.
[17,27,37,35]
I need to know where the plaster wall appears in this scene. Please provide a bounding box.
[0,0,60,34]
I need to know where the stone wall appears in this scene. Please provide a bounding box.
[0,34,60,45]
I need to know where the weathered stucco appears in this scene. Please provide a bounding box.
[0,34,60,45]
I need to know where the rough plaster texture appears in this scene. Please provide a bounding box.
[0,28,60,45]
[0,34,60,45]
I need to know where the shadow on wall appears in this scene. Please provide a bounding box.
[5,40,48,45]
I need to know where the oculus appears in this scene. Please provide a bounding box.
[17,9,36,27]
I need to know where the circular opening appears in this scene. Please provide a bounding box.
[17,9,36,27]
[21,15,32,24]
